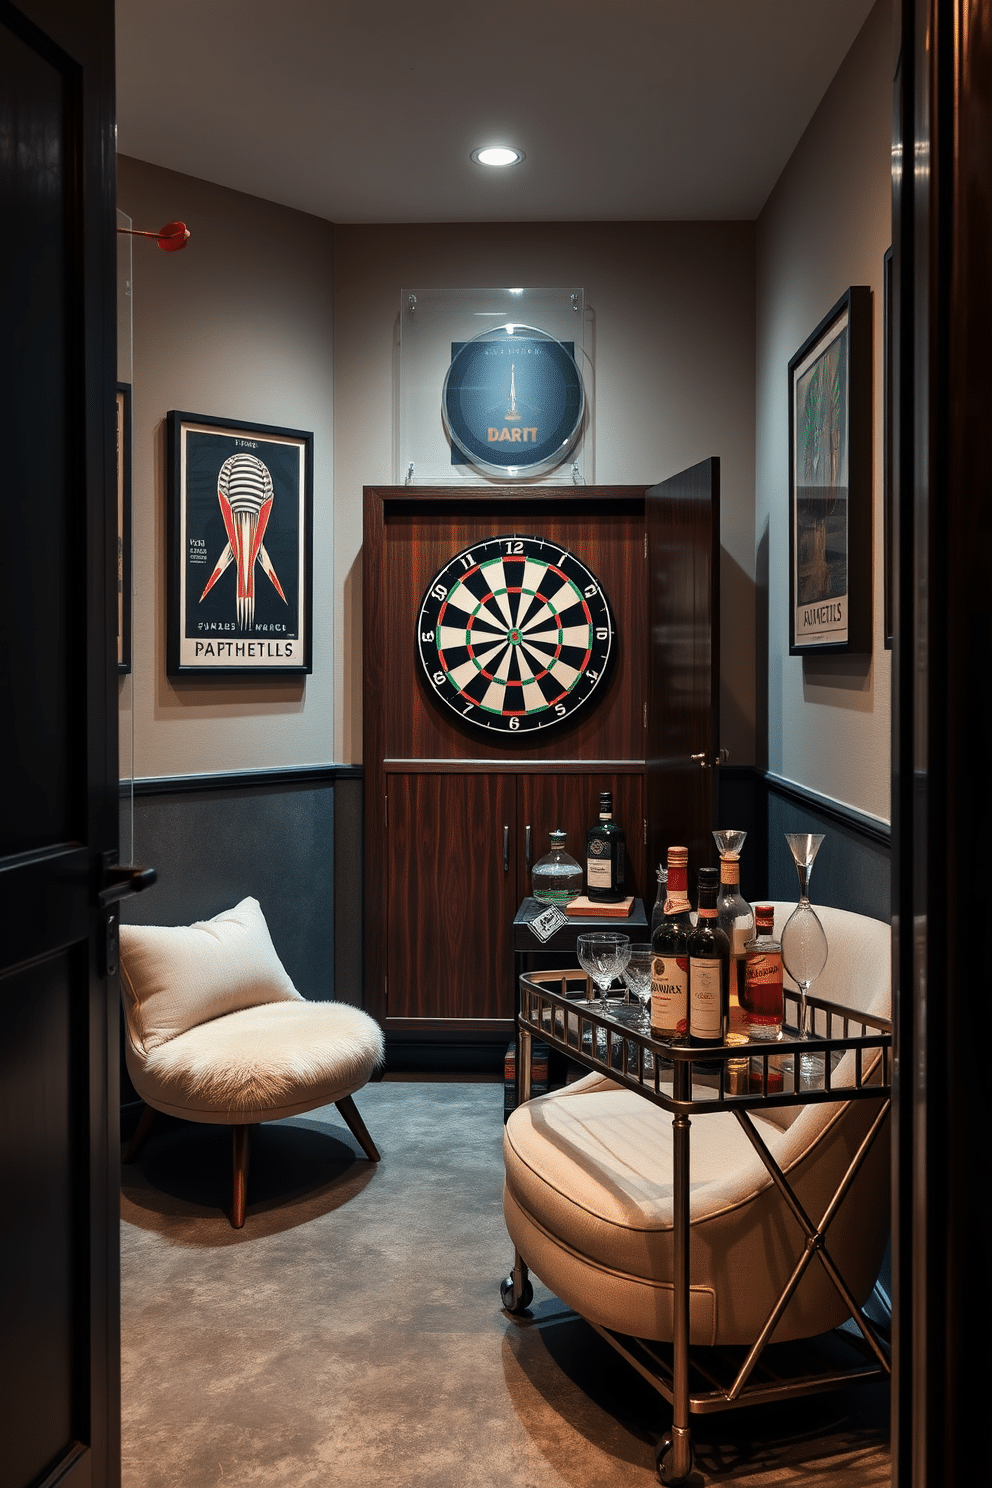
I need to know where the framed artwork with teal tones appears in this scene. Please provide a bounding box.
[788,285,872,655]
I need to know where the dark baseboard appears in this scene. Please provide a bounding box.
[381,1040,506,1076]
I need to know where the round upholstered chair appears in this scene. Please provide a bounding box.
[120,897,385,1226]
[502,903,891,1346]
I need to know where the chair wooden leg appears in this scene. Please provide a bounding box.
[335,1095,381,1162]
[231,1124,252,1228]
[122,1102,157,1164]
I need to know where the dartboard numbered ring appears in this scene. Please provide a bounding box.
[417,534,615,734]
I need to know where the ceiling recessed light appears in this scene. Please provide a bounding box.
[471,146,524,168]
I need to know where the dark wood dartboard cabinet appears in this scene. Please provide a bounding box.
[362,467,721,1047]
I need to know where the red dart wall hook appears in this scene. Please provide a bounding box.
[116,220,190,252]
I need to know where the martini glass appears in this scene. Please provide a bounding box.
[781,834,828,1083]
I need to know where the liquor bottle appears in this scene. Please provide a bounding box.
[714,834,754,1039]
[650,846,691,1039]
[585,791,626,903]
[531,829,583,905]
[743,905,784,1041]
[688,866,730,1050]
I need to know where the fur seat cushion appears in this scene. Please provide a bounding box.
[126,999,385,1124]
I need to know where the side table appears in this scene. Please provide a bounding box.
[505,896,649,1115]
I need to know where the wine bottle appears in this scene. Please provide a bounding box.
[585,790,625,903]
[650,846,691,1040]
[715,844,753,1038]
[688,865,730,1050]
[743,905,784,1041]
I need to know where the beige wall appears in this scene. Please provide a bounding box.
[115,179,759,778]
[118,0,890,806]
[332,221,757,765]
[117,157,335,779]
[755,0,892,821]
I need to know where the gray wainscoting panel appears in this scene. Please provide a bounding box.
[332,772,364,1007]
[719,766,891,923]
[125,778,336,999]
[765,787,891,922]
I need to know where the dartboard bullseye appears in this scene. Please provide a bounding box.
[417,534,615,734]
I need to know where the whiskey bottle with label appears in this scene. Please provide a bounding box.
[585,791,625,903]
[650,845,691,1039]
[743,905,784,1040]
[688,865,730,1051]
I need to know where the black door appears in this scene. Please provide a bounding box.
[0,1,121,1484]
[645,457,721,879]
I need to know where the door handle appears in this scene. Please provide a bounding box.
[99,856,157,978]
[98,862,158,908]
[503,826,509,874]
[690,750,729,769]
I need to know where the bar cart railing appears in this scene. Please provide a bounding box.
[502,969,892,1486]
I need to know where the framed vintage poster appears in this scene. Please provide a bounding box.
[166,411,313,676]
[788,285,872,655]
[883,247,894,649]
[116,383,132,673]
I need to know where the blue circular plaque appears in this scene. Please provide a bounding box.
[441,323,584,479]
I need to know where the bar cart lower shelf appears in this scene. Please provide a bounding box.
[500,943,892,1486]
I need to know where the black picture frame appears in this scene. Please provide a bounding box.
[788,285,872,655]
[166,410,313,676]
[116,383,132,673]
[883,247,894,649]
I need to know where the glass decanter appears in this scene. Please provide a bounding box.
[531,829,583,905]
[780,833,828,1047]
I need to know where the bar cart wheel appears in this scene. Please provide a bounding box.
[500,1273,534,1315]
[655,1432,694,1486]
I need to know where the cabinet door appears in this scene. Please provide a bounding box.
[646,458,721,877]
[518,772,645,903]
[385,772,519,1028]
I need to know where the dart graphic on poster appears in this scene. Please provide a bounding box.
[167,411,313,675]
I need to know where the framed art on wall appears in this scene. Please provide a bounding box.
[166,410,313,676]
[883,247,894,650]
[788,285,872,655]
[116,382,132,673]
[398,287,590,485]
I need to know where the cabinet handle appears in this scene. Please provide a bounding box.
[503,825,509,873]
[525,823,532,867]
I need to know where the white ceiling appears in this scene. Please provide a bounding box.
[115,0,877,224]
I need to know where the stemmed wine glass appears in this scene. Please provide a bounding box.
[781,834,828,1079]
[620,943,654,1026]
[576,933,631,1007]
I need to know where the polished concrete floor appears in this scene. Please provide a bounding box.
[120,1079,890,1487]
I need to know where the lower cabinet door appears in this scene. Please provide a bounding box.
[384,772,519,1029]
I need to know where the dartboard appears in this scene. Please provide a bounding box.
[417,534,614,734]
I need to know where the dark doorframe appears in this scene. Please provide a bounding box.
[0,1,121,1484]
[892,1,992,1483]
